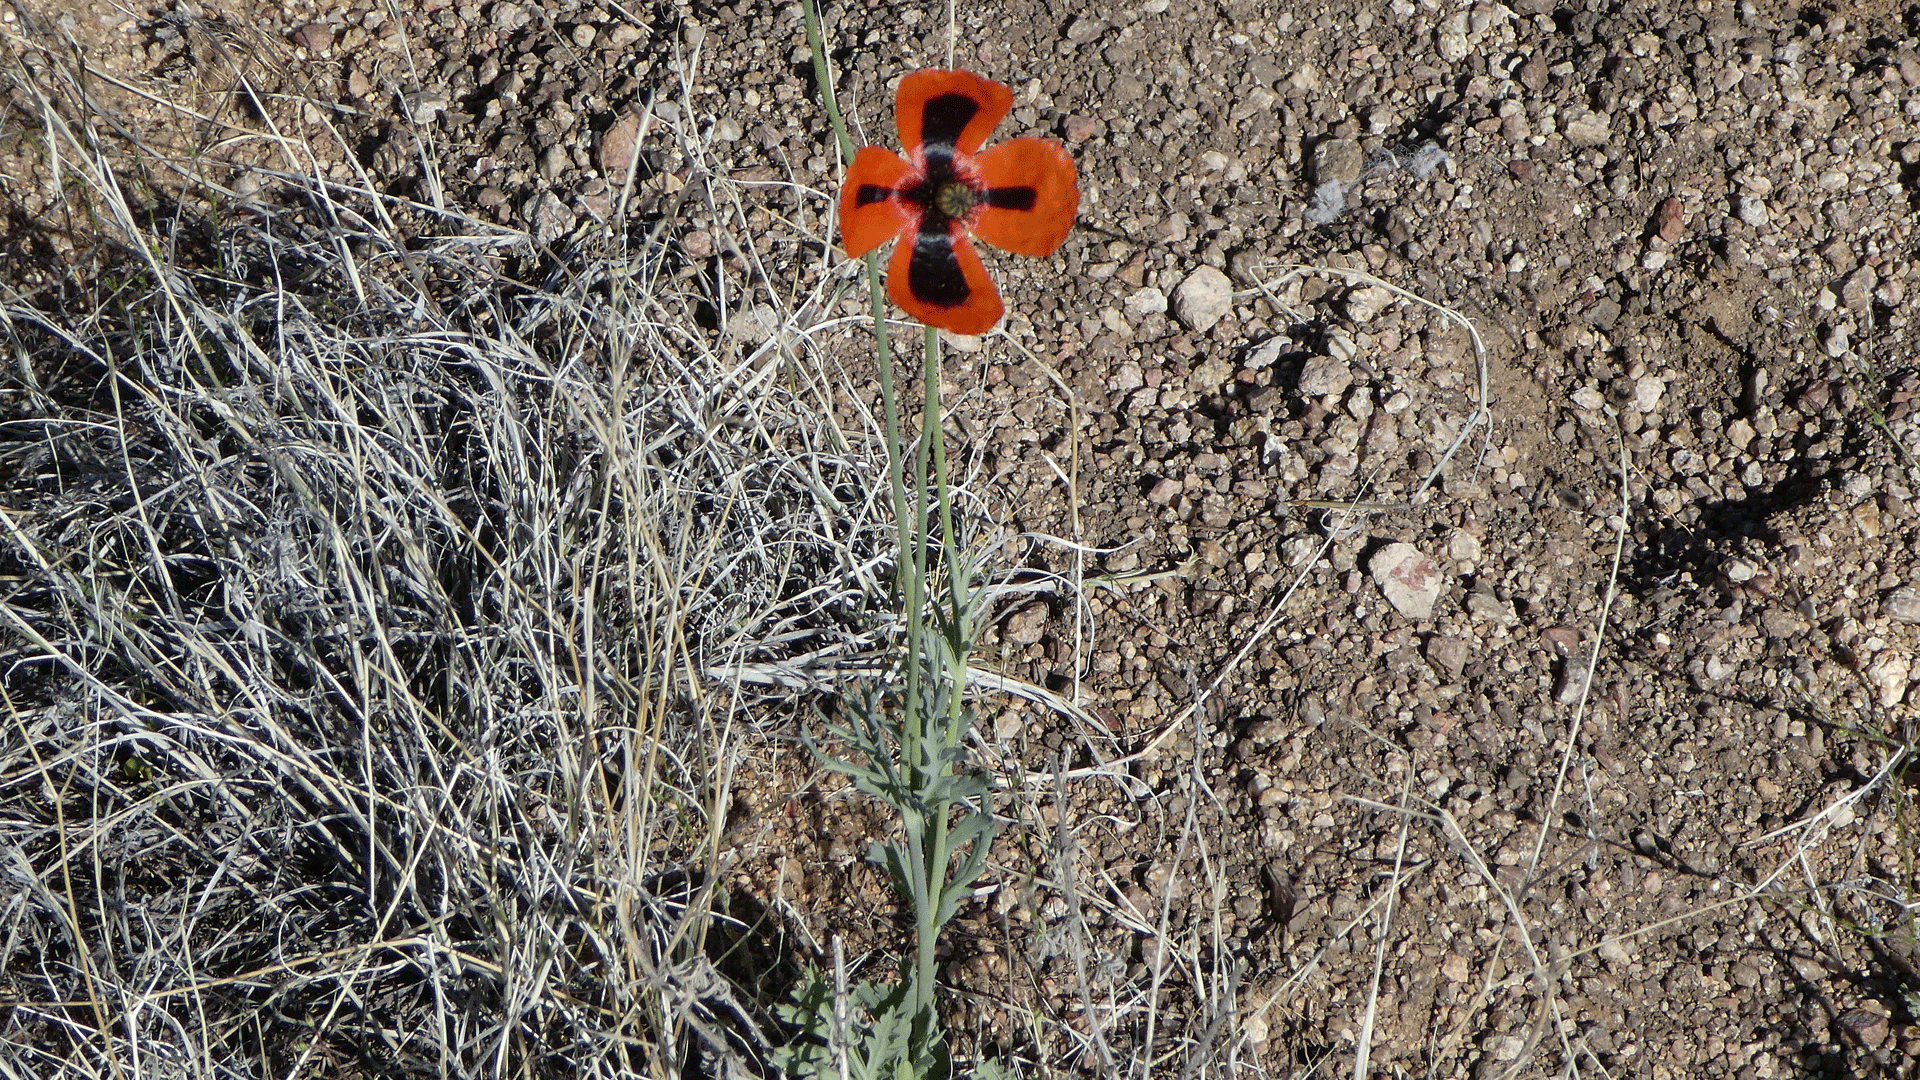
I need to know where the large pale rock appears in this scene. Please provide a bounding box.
[1370,543,1445,620]
[1171,266,1233,332]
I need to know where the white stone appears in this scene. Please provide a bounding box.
[1171,266,1234,332]
[1065,14,1107,42]
[939,329,985,352]
[1886,587,1920,624]
[1727,418,1755,450]
[1370,542,1445,620]
[1867,651,1911,708]
[1125,286,1168,318]
[1246,337,1285,369]
[1490,1035,1526,1062]
[1634,375,1665,413]
[1448,528,1481,566]
[1564,111,1610,147]
[1345,284,1394,322]
[523,191,573,245]
[1243,1012,1268,1047]
[1297,355,1353,397]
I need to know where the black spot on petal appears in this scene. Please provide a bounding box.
[921,93,979,151]
[908,230,969,308]
[985,187,1037,211]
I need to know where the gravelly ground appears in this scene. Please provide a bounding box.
[8,0,1920,1075]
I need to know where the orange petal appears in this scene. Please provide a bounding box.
[840,146,917,257]
[888,225,1002,335]
[970,137,1079,257]
[896,70,1013,158]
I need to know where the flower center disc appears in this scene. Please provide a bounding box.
[934,181,976,220]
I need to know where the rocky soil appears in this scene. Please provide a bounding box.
[7,0,1920,1075]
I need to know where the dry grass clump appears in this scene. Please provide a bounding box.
[0,21,890,1079]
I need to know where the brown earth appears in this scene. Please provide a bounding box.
[6,0,1920,1076]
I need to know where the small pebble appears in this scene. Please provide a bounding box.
[1126,287,1168,318]
[1005,602,1048,645]
[1655,196,1686,242]
[1866,651,1911,708]
[292,22,333,52]
[1171,266,1233,332]
[1310,138,1364,187]
[1468,592,1517,626]
[1563,111,1610,147]
[1634,375,1665,413]
[1425,636,1471,679]
[1447,529,1481,566]
[600,111,648,183]
[523,191,572,244]
[1541,626,1582,656]
[1297,355,1352,397]
[1886,587,1920,624]
[1065,14,1108,43]
[1344,285,1393,323]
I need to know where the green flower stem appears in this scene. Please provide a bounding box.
[801,0,854,167]
[887,256,925,725]
[916,322,954,1029]
[915,813,948,1043]
[803,0,921,716]
[909,328,943,760]
[790,7,1002,1077]
[924,325,969,721]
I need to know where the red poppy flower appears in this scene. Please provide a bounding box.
[839,70,1079,336]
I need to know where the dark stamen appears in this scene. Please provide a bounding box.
[935,182,975,220]
[903,152,980,235]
